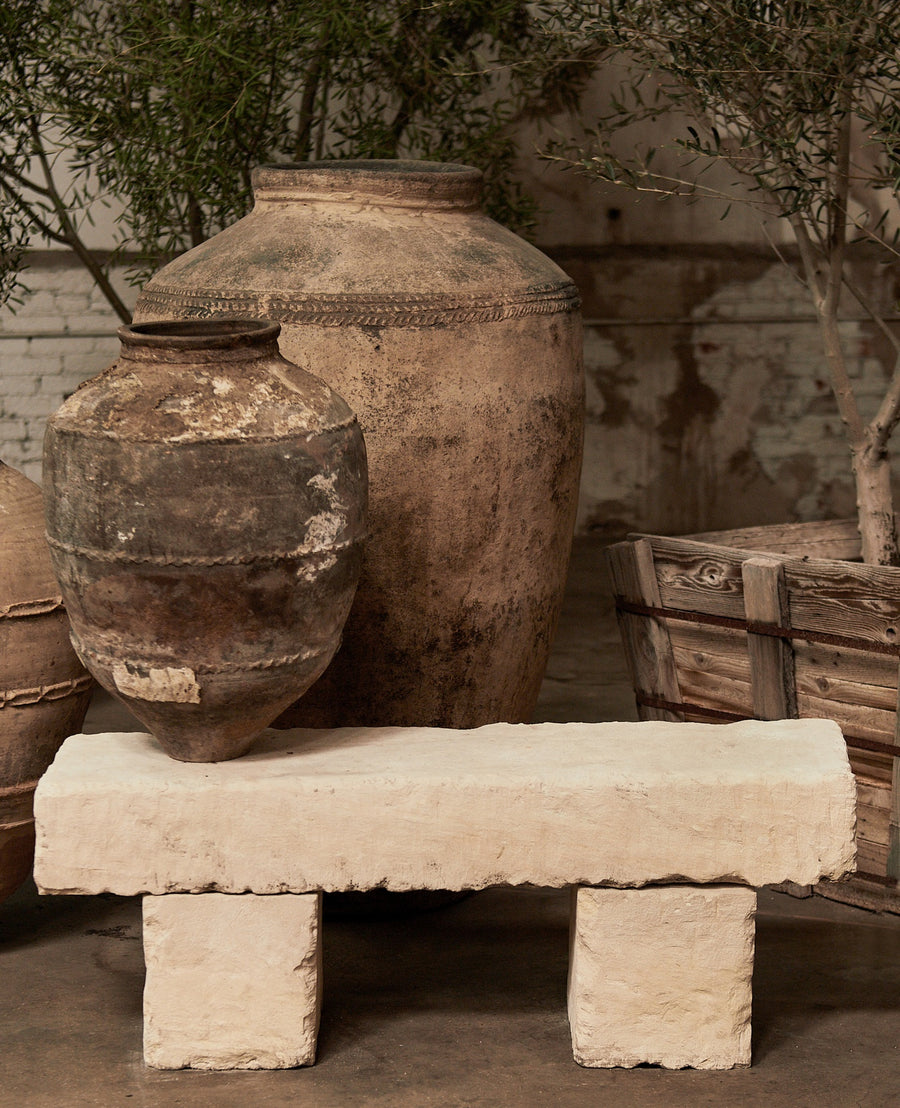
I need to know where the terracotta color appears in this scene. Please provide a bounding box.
[43,320,367,761]
[134,160,584,728]
[0,461,91,902]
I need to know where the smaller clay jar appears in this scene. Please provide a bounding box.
[1,461,92,902]
[43,320,367,761]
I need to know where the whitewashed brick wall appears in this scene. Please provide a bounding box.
[0,255,136,483]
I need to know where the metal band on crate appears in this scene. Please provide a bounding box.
[634,691,900,757]
[616,597,900,657]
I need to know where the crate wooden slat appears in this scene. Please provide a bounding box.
[605,539,683,722]
[669,652,753,716]
[668,623,749,680]
[608,520,900,911]
[684,518,863,560]
[743,557,796,720]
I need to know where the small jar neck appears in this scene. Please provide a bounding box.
[251,160,483,212]
[117,320,281,364]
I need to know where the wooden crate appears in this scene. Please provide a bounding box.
[605,519,900,913]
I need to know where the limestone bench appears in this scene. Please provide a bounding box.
[33,719,856,1072]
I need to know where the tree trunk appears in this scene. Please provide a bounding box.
[852,442,899,566]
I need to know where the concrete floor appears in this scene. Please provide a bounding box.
[3,535,900,1107]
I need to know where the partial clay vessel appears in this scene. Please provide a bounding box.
[134,159,584,729]
[0,461,92,902]
[43,320,367,762]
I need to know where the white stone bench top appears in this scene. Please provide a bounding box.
[34,719,856,896]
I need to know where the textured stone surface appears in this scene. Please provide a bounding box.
[568,885,756,1069]
[34,719,856,895]
[143,892,321,1070]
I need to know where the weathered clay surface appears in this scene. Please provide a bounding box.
[133,160,584,729]
[34,719,856,895]
[43,320,367,761]
[0,460,91,902]
[568,885,756,1069]
[143,891,321,1069]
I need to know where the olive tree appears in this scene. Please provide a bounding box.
[0,0,131,317]
[541,0,900,564]
[1,0,565,320]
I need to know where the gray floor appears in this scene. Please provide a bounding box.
[3,535,900,1107]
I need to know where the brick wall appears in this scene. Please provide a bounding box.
[0,254,136,484]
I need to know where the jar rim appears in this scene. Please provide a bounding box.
[119,319,281,351]
[251,159,483,210]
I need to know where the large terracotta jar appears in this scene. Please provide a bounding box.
[135,160,584,728]
[0,461,92,902]
[43,320,367,761]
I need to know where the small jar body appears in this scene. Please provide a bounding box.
[43,321,367,761]
[0,462,91,901]
[135,161,584,728]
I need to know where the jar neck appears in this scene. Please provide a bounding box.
[117,320,281,364]
[251,160,483,212]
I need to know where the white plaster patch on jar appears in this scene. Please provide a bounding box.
[304,473,347,548]
[297,553,337,580]
[112,663,201,704]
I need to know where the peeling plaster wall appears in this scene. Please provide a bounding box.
[514,65,900,540]
[549,245,900,538]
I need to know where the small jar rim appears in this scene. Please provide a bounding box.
[119,319,281,350]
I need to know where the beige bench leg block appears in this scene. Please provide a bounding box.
[568,885,756,1070]
[143,891,322,1070]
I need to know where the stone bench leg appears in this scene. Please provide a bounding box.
[142,891,322,1069]
[568,885,756,1070]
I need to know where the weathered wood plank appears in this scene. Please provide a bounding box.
[743,557,796,720]
[648,541,747,619]
[797,693,895,744]
[857,837,890,877]
[635,534,900,651]
[669,656,753,716]
[793,667,898,713]
[605,540,683,721]
[857,780,892,864]
[858,779,892,812]
[857,797,891,852]
[667,624,749,683]
[682,518,862,561]
[669,638,753,686]
[847,749,894,788]
[783,559,900,647]
[668,614,900,705]
[793,641,897,692]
